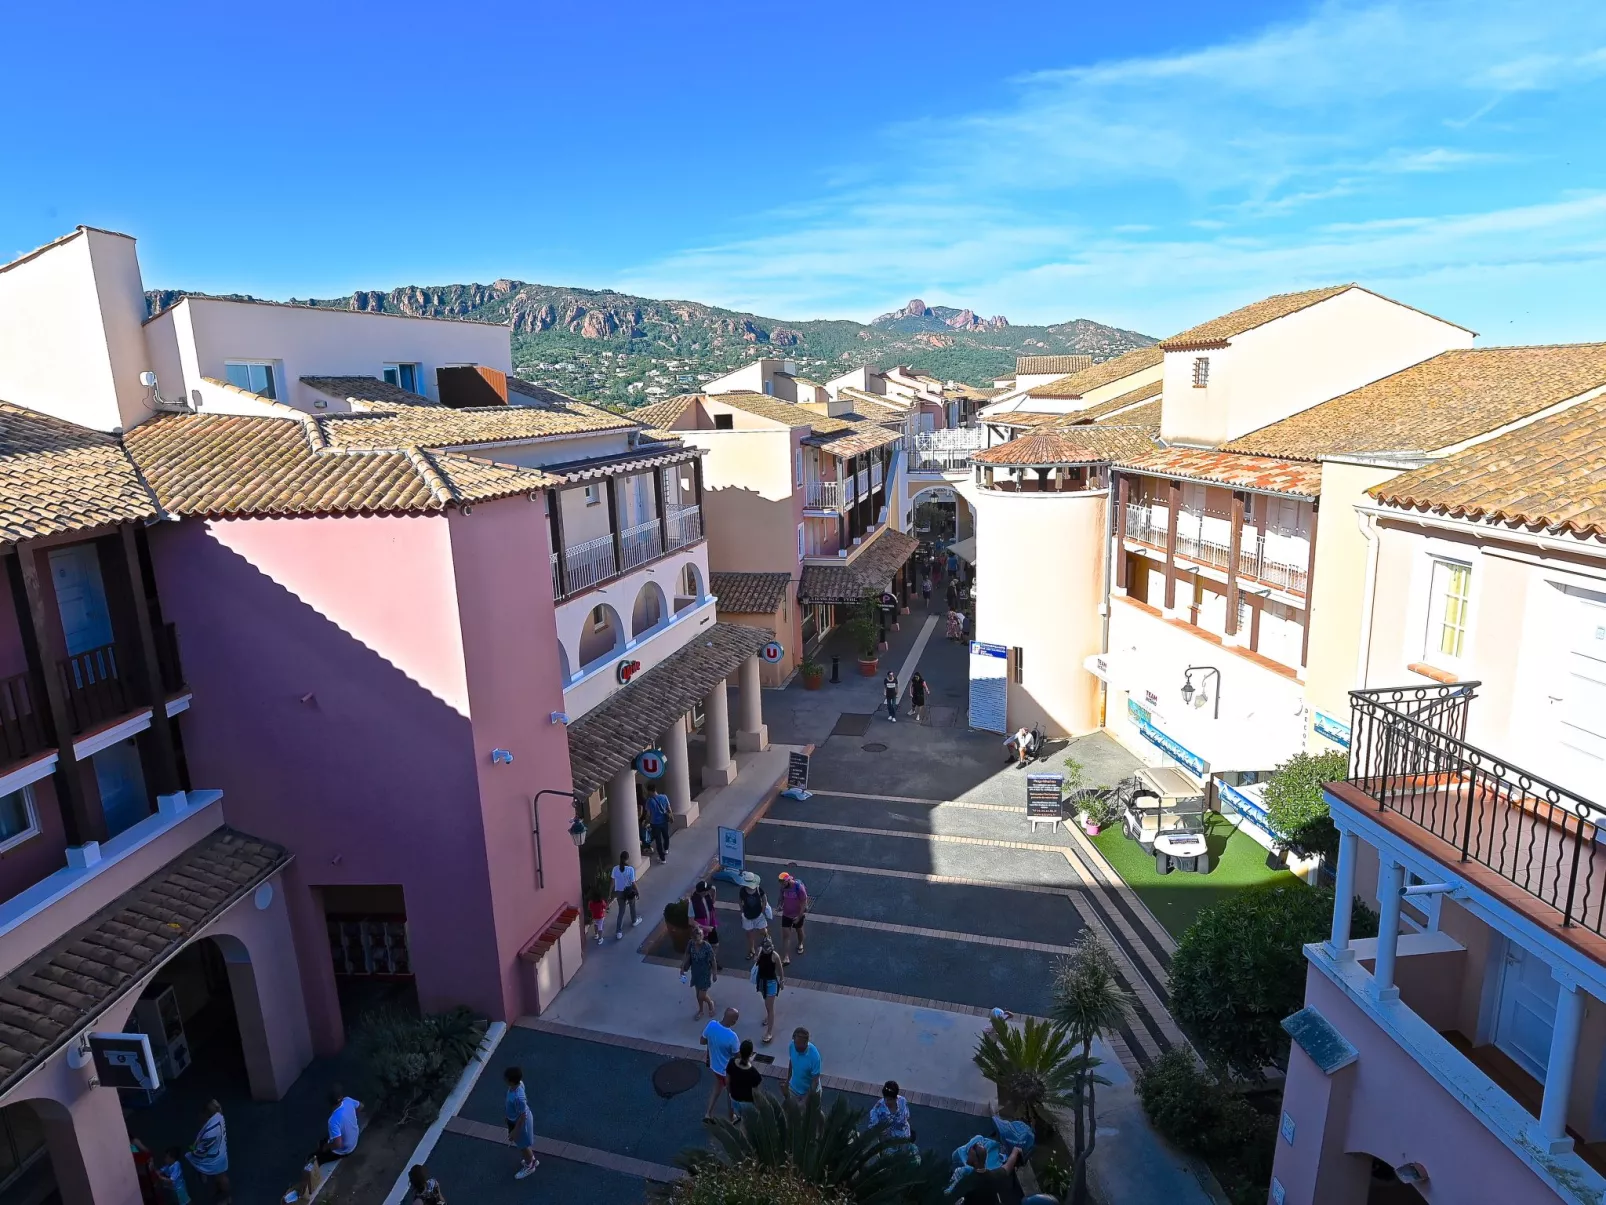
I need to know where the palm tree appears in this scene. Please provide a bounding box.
[971,1014,1104,1139]
[1051,931,1133,1205]
[678,1091,944,1205]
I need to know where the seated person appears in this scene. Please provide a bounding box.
[283,1088,361,1202]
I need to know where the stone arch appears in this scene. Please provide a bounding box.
[631,580,667,638]
[578,602,626,669]
[674,562,704,614]
[557,641,572,684]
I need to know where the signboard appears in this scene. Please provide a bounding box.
[1132,712,1209,777]
[760,641,785,664]
[968,641,1009,734]
[1313,710,1352,749]
[89,1032,161,1092]
[1026,773,1065,817]
[787,751,810,789]
[717,826,745,873]
[616,658,643,685]
[634,749,667,780]
[879,592,897,611]
[1127,698,1151,726]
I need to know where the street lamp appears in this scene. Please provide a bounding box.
[532,789,589,888]
[1181,666,1221,719]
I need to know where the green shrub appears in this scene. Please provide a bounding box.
[1137,1050,1276,1205]
[972,1015,1101,1137]
[665,899,691,927]
[353,1006,485,1120]
[670,1160,849,1205]
[1262,751,1349,862]
[1169,885,1377,1079]
[1036,1155,1073,1200]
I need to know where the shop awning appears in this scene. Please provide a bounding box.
[798,528,919,605]
[0,825,289,1097]
[949,537,976,564]
[566,622,775,799]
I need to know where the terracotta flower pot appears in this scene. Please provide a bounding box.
[666,921,693,955]
[857,657,879,676]
[802,671,824,691]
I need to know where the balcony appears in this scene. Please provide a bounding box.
[1343,682,1606,934]
[805,479,849,511]
[911,428,986,472]
[0,672,47,766]
[58,642,132,734]
[552,506,704,602]
[1124,502,1310,595]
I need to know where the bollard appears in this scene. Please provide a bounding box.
[830,655,840,684]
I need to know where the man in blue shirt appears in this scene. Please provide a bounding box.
[646,787,673,863]
[703,1007,742,1120]
[787,1027,822,1100]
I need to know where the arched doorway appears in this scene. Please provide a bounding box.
[631,581,666,637]
[578,603,625,670]
[674,563,704,614]
[0,1100,51,1204]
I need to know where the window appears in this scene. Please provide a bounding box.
[383,363,422,394]
[583,484,601,506]
[763,381,774,396]
[714,414,734,430]
[224,361,277,398]
[797,522,805,562]
[1427,558,1472,661]
[1192,357,1210,388]
[794,449,803,488]
[589,606,608,632]
[0,786,38,851]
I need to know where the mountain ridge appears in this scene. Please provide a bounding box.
[145,280,1156,406]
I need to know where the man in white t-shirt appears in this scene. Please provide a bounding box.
[703,1006,742,1120]
[611,851,641,939]
[285,1088,362,1201]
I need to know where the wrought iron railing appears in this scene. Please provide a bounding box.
[0,671,47,765]
[562,535,618,594]
[59,641,131,733]
[665,504,703,549]
[1347,682,1606,931]
[618,518,663,571]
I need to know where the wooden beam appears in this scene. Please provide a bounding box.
[8,542,104,845]
[120,526,179,795]
[1225,491,1245,638]
[605,476,623,577]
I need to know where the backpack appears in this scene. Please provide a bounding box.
[740,888,766,919]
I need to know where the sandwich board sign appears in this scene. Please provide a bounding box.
[783,750,812,800]
[1026,774,1065,833]
[718,826,745,875]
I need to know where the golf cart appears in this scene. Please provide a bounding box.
[1118,767,1213,874]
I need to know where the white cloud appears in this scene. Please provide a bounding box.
[620,0,1606,339]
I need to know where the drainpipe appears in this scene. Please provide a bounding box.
[1352,509,1381,691]
[1098,471,1116,725]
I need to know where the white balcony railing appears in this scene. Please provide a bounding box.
[1124,503,1309,594]
[912,427,987,471]
[563,534,617,594]
[665,504,703,549]
[618,518,663,571]
[871,461,883,490]
[856,468,869,495]
[805,480,847,510]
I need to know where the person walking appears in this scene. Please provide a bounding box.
[909,672,928,724]
[185,1101,229,1204]
[946,609,962,642]
[883,670,899,721]
[689,879,720,951]
[777,871,808,965]
[156,1148,191,1205]
[611,851,641,939]
[681,923,719,1019]
[503,1067,539,1180]
[703,1007,742,1120]
[786,1027,822,1100]
[586,893,608,945]
[646,785,673,863]
[754,937,784,1043]
[727,1040,763,1126]
[407,1165,446,1205]
[920,574,932,608]
[867,1081,913,1143]
[737,872,771,959]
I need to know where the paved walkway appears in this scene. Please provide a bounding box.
[409,609,1221,1204]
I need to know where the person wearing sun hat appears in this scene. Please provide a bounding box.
[737,870,771,959]
[777,870,809,965]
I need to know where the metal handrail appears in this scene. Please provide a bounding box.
[618,518,663,571]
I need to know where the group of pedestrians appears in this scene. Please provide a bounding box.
[881,669,929,722]
[677,869,810,1043]
[703,1007,825,1121]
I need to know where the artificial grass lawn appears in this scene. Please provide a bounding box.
[1090,813,1301,939]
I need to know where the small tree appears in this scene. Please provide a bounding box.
[973,1015,1103,1140]
[843,592,883,660]
[1262,750,1349,863]
[1169,885,1377,1080]
[1051,933,1132,1205]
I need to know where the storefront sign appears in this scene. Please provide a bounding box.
[761,641,785,664]
[1026,774,1065,818]
[968,642,1009,733]
[718,826,745,873]
[787,751,811,789]
[89,1032,161,1092]
[1127,698,1151,726]
[1133,713,1209,777]
[616,658,643,684]
[1313,710,1352,749]
[634,749,667,779]
[1216,779,1279,840]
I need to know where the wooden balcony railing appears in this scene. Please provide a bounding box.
[58,641,131,735]
[0,672,48,765]
[1346,682,1606,932]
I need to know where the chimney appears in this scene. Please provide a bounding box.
[437,365,509,408]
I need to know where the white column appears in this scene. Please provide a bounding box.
[662,714,697,827]
[607,766,645,876]
[735,655,769,752]
[1327,829,1358,960]
[1540,971,1586,1151]
[704,679,737,787]
[1371,858,1404,1002]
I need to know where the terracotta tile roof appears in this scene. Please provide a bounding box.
[1117,448,1324,497]
[200,376,306,416]
[566,622,775,799]
[972,432,1111,466]
[124,413,555,518]
[711,571,793,614]
[798,528,919,604]
[1370,393,1606,537]
[806,421,905,458]
[0,402,156,544]
[301,376,431,410]
[1026,346,1165,399]
[1017,355,1094,375]
[630,396,699,430]
[712,392,854,432]
[1159,285,1359,351]
[325,398,632,446]
[1223,344,1606,461]
[0,826,288,1096]
[838,397,907,425]
[544,444,701,484]
[507,376,594,409]
[1064,382,1163,423]
[987,412,1062,429]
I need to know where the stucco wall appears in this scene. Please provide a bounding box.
[691,428,803,576]
[970,485,1105,735]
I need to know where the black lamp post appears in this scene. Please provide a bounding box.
[1181,666,1221,719]
[533,789,589,889]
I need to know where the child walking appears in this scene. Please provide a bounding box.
[587,894,608,945]
[504,1067,539,1180]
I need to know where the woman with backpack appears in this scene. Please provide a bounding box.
[737,872,771,959]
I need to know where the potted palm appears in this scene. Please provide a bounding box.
[1052,932,1131,1205]
[845,593,882,676]
[663,899,693,954]
[972,1013,1096,1142]
[799,656,825,691]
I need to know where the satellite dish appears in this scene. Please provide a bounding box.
[139,371,158,388]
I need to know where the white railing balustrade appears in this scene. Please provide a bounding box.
[618,518,663,571]
[871,461,883,489]
[805,480,847,510]
[563,535,617,593]
[912,427,988,471]
[665,504,703,549]
[550,551,567,600]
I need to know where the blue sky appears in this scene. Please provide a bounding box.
[5,1,1605,341]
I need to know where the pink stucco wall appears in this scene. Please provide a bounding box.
[148,513,503,1049]
[1274,967,1562,1204]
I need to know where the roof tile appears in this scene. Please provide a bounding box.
[0,402,157,544]
[711,571,793,614]
[1026,346,1165,399]
[1116,448,1324,497]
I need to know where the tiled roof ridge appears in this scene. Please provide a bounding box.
[405,447,458,506]
[198,375,306,416]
